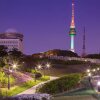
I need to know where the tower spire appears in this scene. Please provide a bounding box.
[69,0,76,52]
[71,0,75,28]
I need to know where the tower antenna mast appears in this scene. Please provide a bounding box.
[82,27,86,57]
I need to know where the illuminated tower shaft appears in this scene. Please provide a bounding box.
[71,35,74,52]
[69,0,76,52]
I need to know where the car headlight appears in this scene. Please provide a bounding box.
[97,81,100,86]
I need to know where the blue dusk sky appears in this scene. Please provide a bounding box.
[0,0,100,55]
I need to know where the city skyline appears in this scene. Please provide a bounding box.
[0,0,100,55]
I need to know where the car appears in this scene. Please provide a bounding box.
[91,75,100,92]
[91,75,100,85]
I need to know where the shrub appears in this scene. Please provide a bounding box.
[36,74,81,94]
[33,72,42,79]
[0,72,15,88]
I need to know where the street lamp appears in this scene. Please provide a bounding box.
[36,63,51,77]
[12,64,17,69]
[8,67,12,90]
[87,69,90,73]
[93,69,96,72]
[46,63,51,76]
[12,63,17,71]
[8,63,17,90]
[38,65,42,70]
[88,72,91,82]
[88,73,91,77]
[33,64,42,82]
[46,63,50,69]
[97,68,100,71]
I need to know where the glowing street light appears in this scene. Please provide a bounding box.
[93,69,96,72]
[36,63,51,77]
[12,63,18,72]
[87,69,90,73]
[46,63,51,68]
[12,64,17,69]
[88,73,91,77]
[97,68,100,71]
[38,65,42,69]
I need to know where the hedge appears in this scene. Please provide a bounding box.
[36,74,81,94]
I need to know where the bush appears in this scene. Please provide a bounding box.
[0,72,15,88]
[36,74,81,94]
[33,72,42,79]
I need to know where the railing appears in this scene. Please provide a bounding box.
[45,55,100,64]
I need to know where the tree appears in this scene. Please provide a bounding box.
[0,45,8,68]
[0,45,8,58]
[8,48,23,60]
[20,55,35,72]
[44,49,79,57]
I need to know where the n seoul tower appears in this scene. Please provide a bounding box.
[69,0,76,52]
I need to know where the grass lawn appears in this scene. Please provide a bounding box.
[0,76,50,96]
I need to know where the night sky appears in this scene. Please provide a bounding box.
[0,0,100,55]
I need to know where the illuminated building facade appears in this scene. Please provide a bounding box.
[0,32,23,52]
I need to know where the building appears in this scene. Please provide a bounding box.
[69,0,76,52]
[0,32,23,52]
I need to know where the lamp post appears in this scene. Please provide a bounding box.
[97,68,100,71]
[37,63,51,77]
[12,64,17,72]
[46,63,50,69]
[88,72,91,82]
[8,67,10,90]
[87,69,90,73]
[8,67,12,90]
[38,65,42,70]
[7,63,17,90]
[93,69,96,72]
[46,63,51,76]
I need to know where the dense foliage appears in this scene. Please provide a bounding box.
[0,45,8,58]
[44,49,79,57]
[0,72,15,88]
[33,72,42,80]
[85,54,100,59]
[0,45,23,69]
[36,74,81,94]
[32,49,79,57]
[48,59,86,65]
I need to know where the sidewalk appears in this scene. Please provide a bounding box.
[17,76,58,95]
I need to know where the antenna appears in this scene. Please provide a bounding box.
[82,27,86,57]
